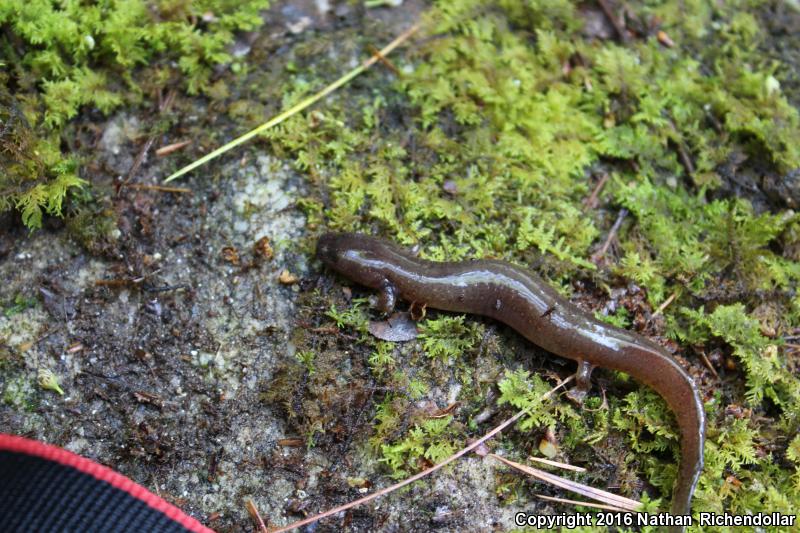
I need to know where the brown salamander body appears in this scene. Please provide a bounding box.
[317,232,704,522]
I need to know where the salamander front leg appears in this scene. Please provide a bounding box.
[566,360,595,404]
[376,279,397,314]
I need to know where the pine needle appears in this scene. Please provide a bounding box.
[489,454,642,512]
[526,455,587,472]
[534,493,633,512]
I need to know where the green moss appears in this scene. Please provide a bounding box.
[0,87,86,229]
[0,0,269,228]
[379,415,457,479]
[787,435,800,492]
[616,388,681,447]
[3,293,37,318]
[294,349,316,375]
[417,315,481,361]
[594,306,630,328]
[325,299,370,335]
[497,369,563,432]
[674,304,791,406]
[616,181,797,304]
[64,196,119,255]
[368,341,396,374]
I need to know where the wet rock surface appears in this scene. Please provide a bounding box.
[0,152,313,528]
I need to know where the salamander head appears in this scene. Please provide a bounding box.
[316,232,394,289]
[316,232,348,269]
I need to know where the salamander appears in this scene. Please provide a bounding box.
[317,232,704,523]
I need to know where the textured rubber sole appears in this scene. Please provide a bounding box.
[0,433,214,533]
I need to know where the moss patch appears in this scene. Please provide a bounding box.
[0,0,269,229]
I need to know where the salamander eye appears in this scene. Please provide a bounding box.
[495,299,502,310]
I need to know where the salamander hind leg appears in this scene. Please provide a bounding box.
[377,279,398,314]
[566,360,595,404]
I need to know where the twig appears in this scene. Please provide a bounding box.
[592,208,628,262]
[669,118,695,175]
[673,137,695,175]
[142,283,190,293]
[121,136,155,189]
[120,88,177,192]
[704,106,724,133]
[526,456,587,473]
[651,291,677,318]
[580,385,608,413]
[366,44,399,74]
[159,87,177,114]
[676,143,695,175]
[596,0,629,43]
[267,375,574,532]
[698,350,720,380]
[165,22,422,183]
[583,172,610,211]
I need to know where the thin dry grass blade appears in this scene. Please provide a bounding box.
[164,22,421,183]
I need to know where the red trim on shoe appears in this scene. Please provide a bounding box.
[0,433,214,533]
